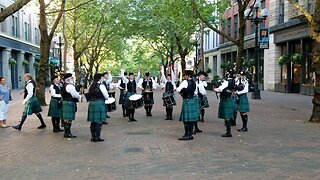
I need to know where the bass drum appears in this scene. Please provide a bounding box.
[129,94,144,109]
[105,97,117,112]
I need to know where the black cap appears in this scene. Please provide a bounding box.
[197,71,208,77]
[167,74,171,77]
[102,72,108,76]
[64,73,73,80]
[184,70,193,77]
[129,72,134,76]
[124,72,128,76]
[94,73,103,81]
[51,75,58,82]
[145,72,150,77]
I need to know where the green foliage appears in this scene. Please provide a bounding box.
[243,59,256,68]
[291,53,303,64]
[220,61,232,69]
[8,58,17,65]
[22,60,29,66]
[211,75,221,83]
[278,54,289,65]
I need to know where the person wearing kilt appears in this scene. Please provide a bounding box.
[117,71,128,117]
[102,71,113,121]
[176,70,200,141]
[193,71,208,134]
[12,73,46,131]
[48,76,63,132]
[122,67,141,122]
[138,72,156,116]
[235,71,250,132]
[214,70,236,137]
[161,65,176,120]
[87,73,109,142]
[61,73,82,138]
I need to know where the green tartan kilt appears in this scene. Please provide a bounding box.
[23,97,42,115]
[237,94,250,113]
[61,101,77,121]
[218,97,234,119]
[124,92,134,109]
[119,91,125,104]
[87,100,106,123]
[232,96,238,110]
[48,98,61,118]
[179,97,200,122]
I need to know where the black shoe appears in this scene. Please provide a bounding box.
[123,114,128,117]
[91,138,97,142]
[64,134,77,138]
[95,138,104,142]
[237,128,248,132]
[178,136,191,141]
[106,115,110,118]
[165,117,170,120]
[102,122,108,124]
[37,124,47,129]
[221,133,232,137]
[12,125,22,131]
[188,135,194,140]
[128,119,137,122]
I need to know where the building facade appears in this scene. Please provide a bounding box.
[0,1,40,89]
[265,0,315,95]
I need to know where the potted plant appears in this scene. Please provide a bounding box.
[291,53,303,64]
[206,67,211,74]
[220,61,231,69]
[22,60,29,66]
[278,54,289,65]
[8,57,17,65]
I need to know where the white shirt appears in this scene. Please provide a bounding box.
[196,78,207,96]
[138,78,157,90]
[214,80,229,93]
[99,82,109,99]
[235,78,249,95]
[23,80,34,104]
[104,72,113,85]
[161,69,176,90]
[66,84,81,101]
[176,79,199,95]
[50,84,62,98]
[117,79,126,90]
[121,71,141,84]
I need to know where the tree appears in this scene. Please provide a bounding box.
[191,0,251,71]
[287,0,320,122]
[0,0,31,22]
[37,0,66,105]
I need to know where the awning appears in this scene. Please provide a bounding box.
[49,57,59,65]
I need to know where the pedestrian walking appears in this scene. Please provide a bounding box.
[12,73,46,131]
[87,73,109,142]
[0,77,11,128]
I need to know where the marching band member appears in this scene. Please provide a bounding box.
[235,71,250,132]
[122,67,141,122]
[193,71,208,134]
[102,71,113,121]
[48,76,63,132]
[13,73,46,131]
[176,70,202,141]
[161,65,176,120]
[61,73,82,138]
[117,71,128,117]
[87,73,109,142]
[214,70,235,137]
[138,72,156,116]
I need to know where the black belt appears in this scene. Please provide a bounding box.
[52,97,61,100]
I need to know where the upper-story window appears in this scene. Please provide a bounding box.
[278,0,285,24]
[34,28,40,45]
[234,14,238,39]
[11,15,18,37]
[24,22,31,41]
[227,17,231,41]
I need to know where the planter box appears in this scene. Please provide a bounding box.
[301,85,314,96]
[275,83,287,93]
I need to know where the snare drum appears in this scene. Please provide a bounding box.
[129,94,144,109]
[108,91,116,98]
[105,97,117,112]
[162,93,176,107]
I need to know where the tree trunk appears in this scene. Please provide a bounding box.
[36,41,50,105]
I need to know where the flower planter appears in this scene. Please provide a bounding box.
[300,85,314,96]
[275,83,287,93]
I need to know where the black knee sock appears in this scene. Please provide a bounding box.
[19,115,27,127]
[188,122,194,137]
[90,122,96,139]
[183,122,188,137]
[95,123,102,139]
[241,114,248,129]
[36,113,46,125]
[201,109,205,120]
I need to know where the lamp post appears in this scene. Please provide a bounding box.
[244,0,268,99]
[195,32,200,72]
[55,33,64,72]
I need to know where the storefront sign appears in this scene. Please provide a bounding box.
[274,24,310,44]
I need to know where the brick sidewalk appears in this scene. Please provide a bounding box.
[0,88,318,180]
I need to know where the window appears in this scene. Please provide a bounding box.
[213,56,217,76]
[234,14,238,39]
[205,31,210,50]
[34,28,40,45]
[279,0,285,24]
[24,22,28,41]
[11,15,18,37]
[227,17,231,41]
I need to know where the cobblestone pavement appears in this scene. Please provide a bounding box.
[0,87,319,180]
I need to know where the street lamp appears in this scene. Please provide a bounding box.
[244,0,268,99]
[55,33,64,72]
[195,32,200,72]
